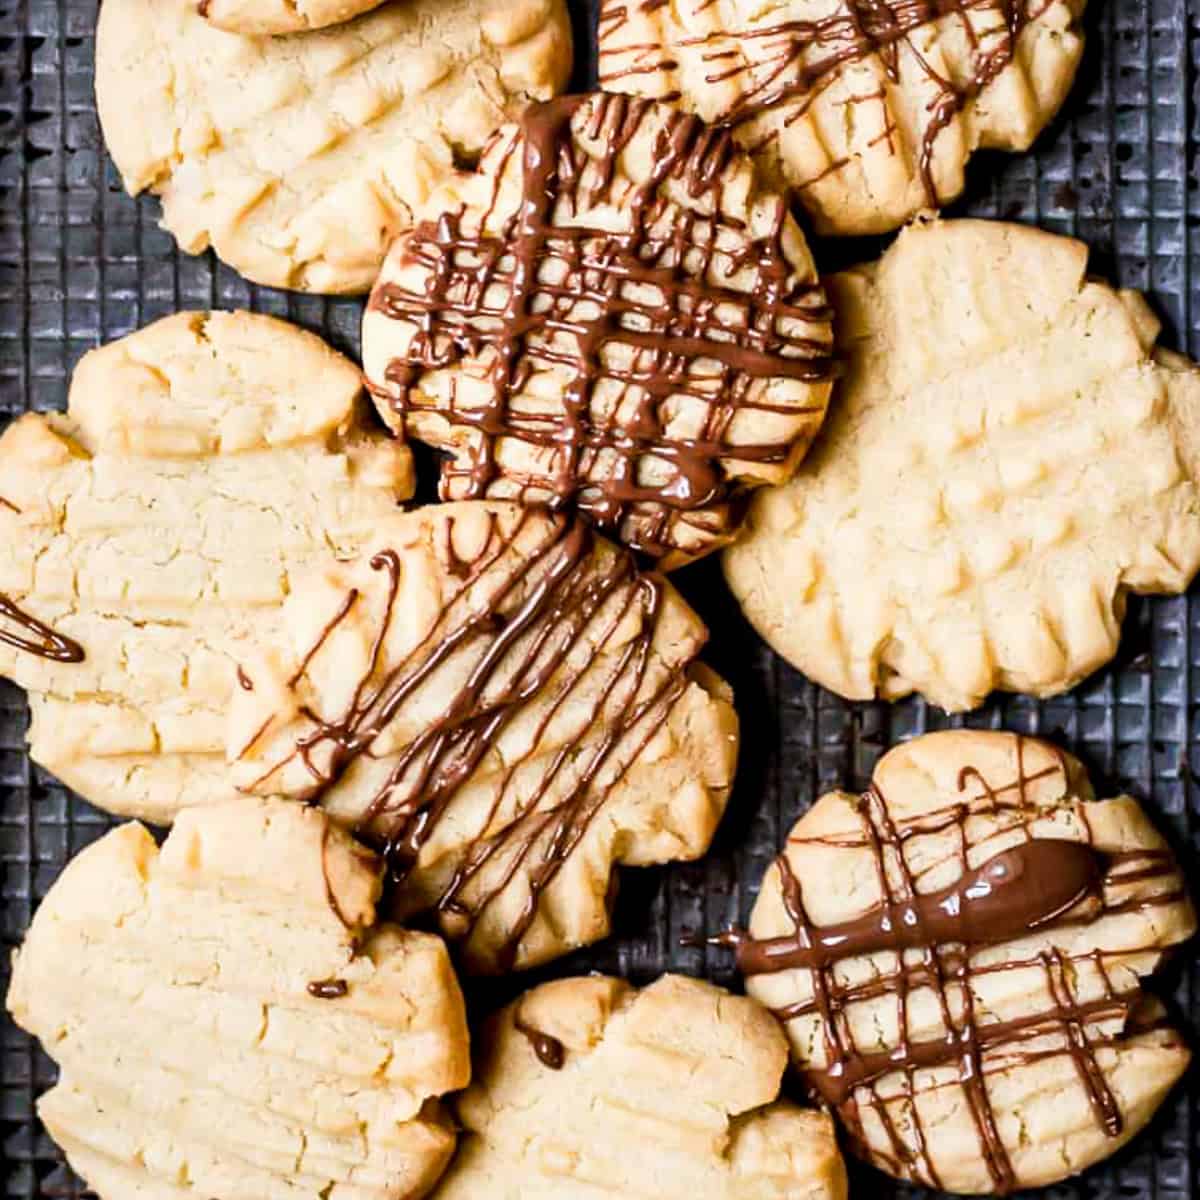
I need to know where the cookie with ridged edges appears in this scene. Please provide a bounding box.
[436,973,847,1199]
[729,730,1194,1194]
[724,219,1200,711]
[96,0,572,292]
[0,311,411,822]
[598,0,1085,236]
[200,0,387,35]
[363,91,834,567]
[7,799,470,1200]
[229,500,739,973]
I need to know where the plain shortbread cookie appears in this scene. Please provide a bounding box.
[724,219,1200,711]
[229,501,740,972]
[0,310,412,822]
[598,0,1085,235]
[96,0,573,292]
[437,973,848,1199]
[734,730,1195,1194]
[363,91,834,566]
[7,799,471,1200]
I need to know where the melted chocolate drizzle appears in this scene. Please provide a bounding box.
[240,511,698,969]
[0,595,85,664]
[514,1006,567,1069]
[718,737,1185,1193]
[369,93,832,560]
[0,482,83,662]
[599,0,1054,207]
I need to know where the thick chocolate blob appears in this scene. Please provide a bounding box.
[514,1007,567,1070]
[727,838,1102,974]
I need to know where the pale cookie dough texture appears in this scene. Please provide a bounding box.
[725,220,1200,711]
[437,974,848,1199]
[201,0,388,36]
[229,501,740,973]
[7,800,471,1200]
[598,0,1085,235]
[96,0,573,292]
[739,731,1195,1194]
[0,311,412,823]
[363,91,834,567]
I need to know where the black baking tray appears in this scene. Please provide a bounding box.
[1,1,1198,1196]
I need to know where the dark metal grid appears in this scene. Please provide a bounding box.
[0,0,1198,1196]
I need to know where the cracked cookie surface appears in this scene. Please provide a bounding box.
[96,0,573,292]
[229,500,739,972]
[363,91,834,566]
[200,0,389,35]
[7,799,470,1200]
[730,730,1195,1194]
[436,973,847,1199]
[598,0,1085,235]
[724,219,1200,711]
[0,310,412,822]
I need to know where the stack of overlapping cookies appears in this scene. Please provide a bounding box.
[4,0,1200,1196]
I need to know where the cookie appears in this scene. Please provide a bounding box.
[724,219,1200,711]
[435,973,847,1198]
[200,0,388,35]
[362,91,834,566]
[229,501,739,972]
[7,799,471,1200]
[96,0,573,293]
[0,311,412,822]
[720,730,1195,1194]
[598,0,1085,236]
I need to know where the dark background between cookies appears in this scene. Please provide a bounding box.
[1,1,1199,1196]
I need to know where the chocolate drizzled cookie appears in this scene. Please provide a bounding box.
[723,731,1194,1194]
[230,501,739,973]
[598,0,1086,235]
[363,92,834,567]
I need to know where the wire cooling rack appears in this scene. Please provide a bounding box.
[2,0,1199,1196]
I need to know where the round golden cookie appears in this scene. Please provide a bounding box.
[7,800,471,1200]
[229,500,740,973]
[724,219,1200,712]
[437,974,848,1199]
[96,0,573,292]
[598,0,1085,236]
[728,730,1195,1195]
[362,91,835,566]
[0,311,412,822]
[200,0,388,35]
